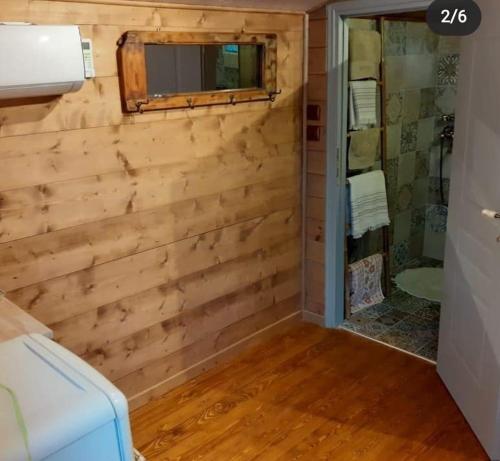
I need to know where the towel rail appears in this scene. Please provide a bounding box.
[344,16,392,319]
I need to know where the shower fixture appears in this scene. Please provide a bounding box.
[439,114,455,205]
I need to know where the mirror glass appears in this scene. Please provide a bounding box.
[145,44,264,97]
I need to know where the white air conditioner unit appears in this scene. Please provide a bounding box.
[0,24,85,99]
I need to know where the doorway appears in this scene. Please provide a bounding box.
[323,1,460,362]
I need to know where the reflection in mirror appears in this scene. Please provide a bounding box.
[145,44,263,97]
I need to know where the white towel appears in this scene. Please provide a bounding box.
[348,170,390,239]
[349,253,385,313]
[349,80,378,130]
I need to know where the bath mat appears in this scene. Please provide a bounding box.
[394,267,444,303]
[348,253,385,313]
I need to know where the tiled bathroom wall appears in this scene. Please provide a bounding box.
[384,21,460,273]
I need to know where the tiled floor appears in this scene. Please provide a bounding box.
[342,289,440,361]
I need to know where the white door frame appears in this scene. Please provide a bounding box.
[324,0,433,327]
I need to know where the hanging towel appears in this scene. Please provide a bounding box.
[348,128,380,170]
[349,80,378,130]
[348,170,390,239]
[349,253,385,313]
[349,29,382,81]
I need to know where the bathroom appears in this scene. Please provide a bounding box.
[341,13,460,361]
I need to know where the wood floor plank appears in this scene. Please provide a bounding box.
[130,325,489,461]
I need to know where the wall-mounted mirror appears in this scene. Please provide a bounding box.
[145,44,263,97]
[117,32,279,112]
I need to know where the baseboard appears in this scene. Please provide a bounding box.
[302,310,325,327]
[128,311,302,411]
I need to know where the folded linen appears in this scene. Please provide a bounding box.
[349,253,385,313]
[349,29,382,80]
[349,80,378,130]
[347,170,390,239]
[348,128,380,170]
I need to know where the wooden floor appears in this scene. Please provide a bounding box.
[131,323,488,461]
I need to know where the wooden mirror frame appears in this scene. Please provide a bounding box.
[117,31,279,112]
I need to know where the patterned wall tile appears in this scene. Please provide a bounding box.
[411,206,427,234]
[406,55,438,89]
[417,117,436,150]
[391,240,410,273]
[429,146,452,178]
[394,209,412,243]
[428,177,450,204]
[409,231,424,259]
[415,151,430,178]
[435,86,457,115]
[437,54,459,86]
[397,184,414,212]
[438,36,461,54]
[386,92,404,125]
[432,117,446,147]
[403,89,421,123]
[419,88,438,118]
[425,204,448,233]
[406,22,439,55]
[385,157,399,190]
[398,151,416,186]
[387,123,402,159]
[384,21,407,56]
[380,23,457,271]
[423,230,446,261]
[413,178,429,208]
[400,121,418,154]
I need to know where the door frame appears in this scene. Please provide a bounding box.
[324,0,433,327]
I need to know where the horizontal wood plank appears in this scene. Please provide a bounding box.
[308,19,326,48]
[1,0,304,400]
[307,173,326,198]
[0,176,297,291]
[0,145,299,243]
[85,269,300,382]
[0,106,300,191]
[3,0,304,30]
[308,47,326,75]
[306,148,326,174]
[0,76,301,139]
[8,208,300,325]
[53,240,299,356]
[127,296,301,407]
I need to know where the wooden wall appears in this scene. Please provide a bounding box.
[305,6,327,321]
[0,0,304,409]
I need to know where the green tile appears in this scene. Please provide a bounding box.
[413,178,429,208]
[403,89,421,123]
[420,88,438,118]
[417,117,436,150]
[384,21,407,56]
[406,22,438,55]
[415,151,430,179]
[387,123,402,159]
[398,151,416,186]
[386,92,403,125]
[394,210,412,244]
[401,121,418,154]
